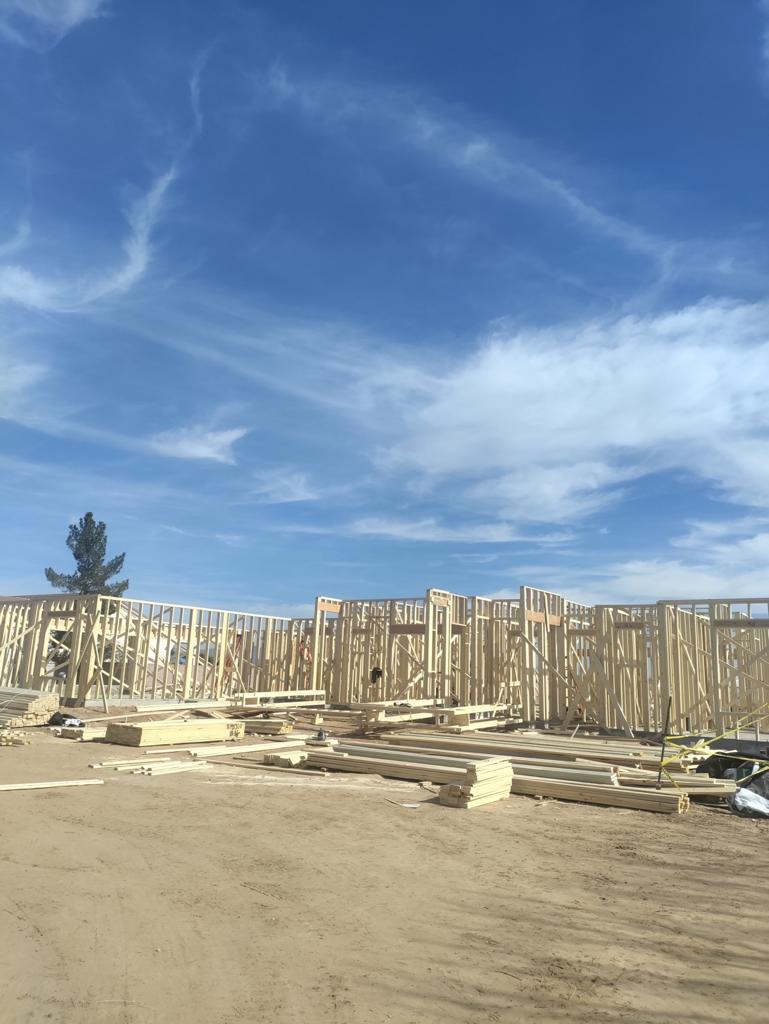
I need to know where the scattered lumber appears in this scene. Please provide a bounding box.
[134,762,209,776]
[0,687,59,727]
[104,719,246,747]
[90,756,174,767]
[0,778,104,792]
[190,739,308,759]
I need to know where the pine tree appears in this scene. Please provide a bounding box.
[45,513,128,596]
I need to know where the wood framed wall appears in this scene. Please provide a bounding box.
[0,594,312,704]
[4,588,769,735]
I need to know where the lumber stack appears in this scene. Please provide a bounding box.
[508,777,689,814]
[291,708,366,733]
[0,728,30,746]
[0,687,59,727]
[384,731,693,770]
[104,719,246,747]
[306,746,505,784]
[380,732,701,814]
[439,760,514,809]
[243,718,294,735]
[265,750,308,767]
[54,726,108,741]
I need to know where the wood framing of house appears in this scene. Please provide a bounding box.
[3,587,769,736]
[0,594,315,705]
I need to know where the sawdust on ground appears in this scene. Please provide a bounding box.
[1,731,767,1024]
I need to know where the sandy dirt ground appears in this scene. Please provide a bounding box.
[1,731,768,1024]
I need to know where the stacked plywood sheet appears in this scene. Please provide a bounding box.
[104,719,245,747]
[0,687,59,727]
[439,760,514,809]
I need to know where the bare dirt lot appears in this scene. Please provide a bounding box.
[2,732,768,1024]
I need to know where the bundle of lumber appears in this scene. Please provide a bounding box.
[439,760,513,809]
[381,732,699,814]
[384,731,693,771]
[0,728,30,746]
[243,717,293,735]
[104,719,245,747]
[306,743,506,784]
[0,687,59,727]
[508,777,689,814]
[291,708,365,733]
[54,726,108,742]
[265,750,308,767]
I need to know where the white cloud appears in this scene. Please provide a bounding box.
[250,469,318,504]
[380,298,769,524]
[146,425,248,464]
[0,166,175,312]
[0,0,106,50]
[486,516,769,604]
[349,516,570,545]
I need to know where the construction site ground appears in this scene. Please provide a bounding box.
[1,732,767,1024]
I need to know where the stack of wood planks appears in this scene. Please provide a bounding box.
[104,719,246,747]
[305,743,501,785]
[0,687,59,727]
[265,750,308,767]
[291,707,366,733]
[54,725,108,741]
[243,718,294,735]
[439,759,514,809]
[0,728,30,746]
[379,731,729,813]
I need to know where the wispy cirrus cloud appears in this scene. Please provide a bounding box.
[0,220,30,259]
[760,0,769,92]
[261,62,665,267]
[145,425,248,464]
[349,516,572,545]
[0,334,47,419]
[250,468,319,504]
[0,0,106,50]
[0,166,175,313]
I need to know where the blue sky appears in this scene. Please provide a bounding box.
[1,0,769,613]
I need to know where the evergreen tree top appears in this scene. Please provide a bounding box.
[45,512,128,597]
